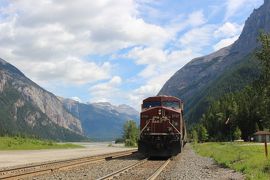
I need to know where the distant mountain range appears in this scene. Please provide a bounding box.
[0,58,139,141]
[159,0,270,124]
[61,99,139,141]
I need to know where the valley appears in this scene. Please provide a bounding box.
[1,0,270,179]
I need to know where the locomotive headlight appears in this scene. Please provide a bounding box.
[158,109,162,115]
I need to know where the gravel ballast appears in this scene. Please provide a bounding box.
[114,159,167,180]
[27,154,142,180]
[27,144,244,180]
[157,144,245,180]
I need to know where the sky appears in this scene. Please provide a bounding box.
[0,0,264,110]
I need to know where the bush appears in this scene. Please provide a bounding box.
[125,139,137,147]
[191,129,198,143]
[192,124,208,143]
[115,138,124,144]
[233,127,242,140]
[199,126,209,142]
[123,120,139,147]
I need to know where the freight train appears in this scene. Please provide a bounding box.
[138,96,186,157]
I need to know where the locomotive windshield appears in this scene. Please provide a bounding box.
[143,101,161,108]
[143,101,180,109]
[162,101,180,109]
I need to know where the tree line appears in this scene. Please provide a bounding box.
[192,32,270,142]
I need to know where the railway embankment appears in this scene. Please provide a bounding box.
[157,144,244,180]
[193,142,270,180]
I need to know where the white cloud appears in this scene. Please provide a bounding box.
[134,83,161,97]
[126,48,199,110]
[179,25,217,52]
[166,10,207,37]
[213,36,238,51]
[177,22,243,54]
[187,10,206,27]
[225,0,263,20]
[90,76,122,92]
[225,0,246,20]
[0,0,262,109]
[126,46,199,79]
[128,83,161,110]
[17,57,111,85]
[127,47,167,65]
[0,0,171,85]
[71,97,82,103]
[214,22,243,38]
[212,22,243,51]
[125,21,243,108]
[89,76,122,103]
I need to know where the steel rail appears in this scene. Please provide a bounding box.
[147,158,171,180]
[97,158,148,180]
[97,158,170,180]
[0,149,137,180]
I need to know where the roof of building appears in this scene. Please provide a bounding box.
[254,131,270,135]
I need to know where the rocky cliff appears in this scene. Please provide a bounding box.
[0,58,85,141]
[159,0,270,123]
[232,0,270,54]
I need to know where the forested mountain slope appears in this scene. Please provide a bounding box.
[159,0,270,124]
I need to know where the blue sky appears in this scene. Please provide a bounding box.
[0,0,264,109]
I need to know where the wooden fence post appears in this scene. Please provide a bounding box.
[264,134,268,158]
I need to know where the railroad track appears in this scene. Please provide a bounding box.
[0,149,137,180]
[97,158,171,180]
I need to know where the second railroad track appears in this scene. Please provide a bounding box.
[0,149,137,180]
[97,158,171,180]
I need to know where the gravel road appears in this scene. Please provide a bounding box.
[157,144,244,180]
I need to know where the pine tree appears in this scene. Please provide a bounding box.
[233,127,242,140]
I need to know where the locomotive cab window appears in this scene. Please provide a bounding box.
[162,101,180,109]
[143,101,161,108]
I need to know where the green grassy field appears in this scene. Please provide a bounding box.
[0,136,83,150]
[193,142,270,180]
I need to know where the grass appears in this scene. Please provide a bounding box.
[0,136,83,150]
[193,142,270,180]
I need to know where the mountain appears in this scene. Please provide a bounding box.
[159,0,270,124]
[61,99,139,140]
[0,57,139,141]
[0,58,86,141]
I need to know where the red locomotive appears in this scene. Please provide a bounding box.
[138,96,187,157]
